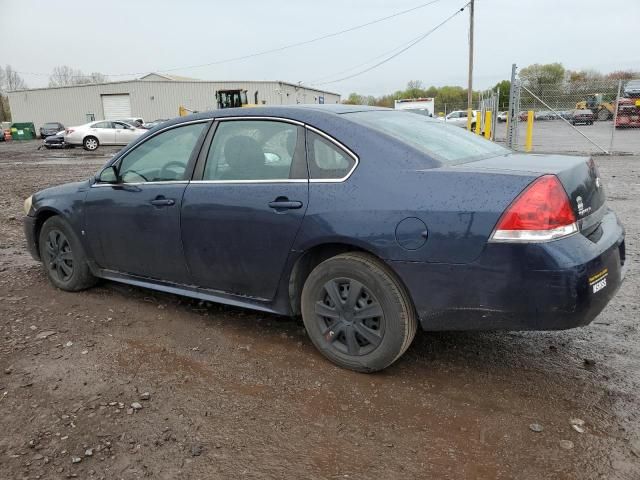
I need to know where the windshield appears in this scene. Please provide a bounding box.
[345,110,509,165]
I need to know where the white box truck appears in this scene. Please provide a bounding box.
[394,98,435,117]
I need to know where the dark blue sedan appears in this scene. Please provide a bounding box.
[23,105,626,372]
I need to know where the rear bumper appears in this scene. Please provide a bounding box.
[391,209,625,331]
[24,215,40,261]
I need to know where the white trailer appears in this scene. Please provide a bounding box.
[394,98,435,117]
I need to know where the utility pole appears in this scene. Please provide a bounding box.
[466,0,475,130]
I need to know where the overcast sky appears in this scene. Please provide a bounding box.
[1,0,638,95]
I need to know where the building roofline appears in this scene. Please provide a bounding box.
[7,79,340,96]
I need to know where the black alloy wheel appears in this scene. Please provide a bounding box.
[44,229,74,283]
[315,277,385,357]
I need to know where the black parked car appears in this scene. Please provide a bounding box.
[40,122,65,139]
[571,109,595,125]
[42,131,67,149]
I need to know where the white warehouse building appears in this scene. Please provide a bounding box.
[7,73,341,131]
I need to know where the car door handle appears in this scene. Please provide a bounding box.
[268,198,303,210]
[150,198,175,207]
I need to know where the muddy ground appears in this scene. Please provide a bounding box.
[0,140,638,479]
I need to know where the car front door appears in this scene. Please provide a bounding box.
[90,121,116,144]
[114,121,139,145]
[180,118,308,300]
[84,121,210,282]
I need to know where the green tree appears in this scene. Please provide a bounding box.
[519,62,565,97]
[493,80,511,109]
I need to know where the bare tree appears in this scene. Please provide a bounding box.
[49,65,84,87]
[49,65,108,86]
[0,66,6,92]
[4,65,26,91]
[86,72,108,84]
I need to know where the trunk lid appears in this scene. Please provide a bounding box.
[458,153,606,234]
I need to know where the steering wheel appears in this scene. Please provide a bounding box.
[159,161,186,180]
[121,169,149,182]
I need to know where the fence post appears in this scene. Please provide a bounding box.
[525,111,534,152]
[608,79,622,154]
[484,111,492,139]
[506,64,517,148]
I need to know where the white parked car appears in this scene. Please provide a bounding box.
[65,120,146,151]
[439,110,478,129]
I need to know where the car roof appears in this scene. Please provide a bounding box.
[157,104,390,130]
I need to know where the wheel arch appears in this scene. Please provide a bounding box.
[31,207,63,260]
[287,242,414,317]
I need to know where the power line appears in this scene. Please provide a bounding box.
[14,0,449,79]
[306,32,428,85]
[307,3,469,86]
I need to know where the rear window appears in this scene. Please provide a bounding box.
[344,110,509,165]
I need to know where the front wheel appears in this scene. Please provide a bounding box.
[39,216,97,291]
[83,136,99,151]
[301,252,417,372]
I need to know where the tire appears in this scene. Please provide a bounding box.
[471,123,476,131]
[83,136,99,151]
[301,252,417,373]
[38,216,97,291]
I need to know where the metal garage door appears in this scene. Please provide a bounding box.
[102,94,131,119]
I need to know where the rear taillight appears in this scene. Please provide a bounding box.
[490,175,578,242]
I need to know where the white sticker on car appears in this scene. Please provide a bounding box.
[589,268,608,294]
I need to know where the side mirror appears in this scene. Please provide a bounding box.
[98,165,119,183]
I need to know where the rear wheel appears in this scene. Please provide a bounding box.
[83,136,99,151]
[301,252,417,372]
[39,216,97,291]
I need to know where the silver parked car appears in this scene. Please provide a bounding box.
[438,110,478,129]
[65,120,146,151]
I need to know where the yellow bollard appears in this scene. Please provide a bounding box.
[484,111,492,140]
[466,108,473,131]
[474,112,481,135]
[525,110,534,152]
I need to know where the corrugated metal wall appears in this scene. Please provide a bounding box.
[7,81,341,131]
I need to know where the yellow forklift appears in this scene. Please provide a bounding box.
[179,89,260,117]
[576,93,615,121]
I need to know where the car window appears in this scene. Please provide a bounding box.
[93,121,113,129]
[307,131,355,180]
[345,110,510,166]
[117,123,206,183]
[203,120,299,181]
[114,122,130,129]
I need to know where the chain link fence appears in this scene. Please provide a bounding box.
[498,67,640,155]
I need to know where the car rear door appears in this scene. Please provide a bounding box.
[84,121,210,283]
[91,121,116,144]
[180,118,308,300]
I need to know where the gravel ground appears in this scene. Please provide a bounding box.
[0,140,638,479]
[493,120,640,155]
